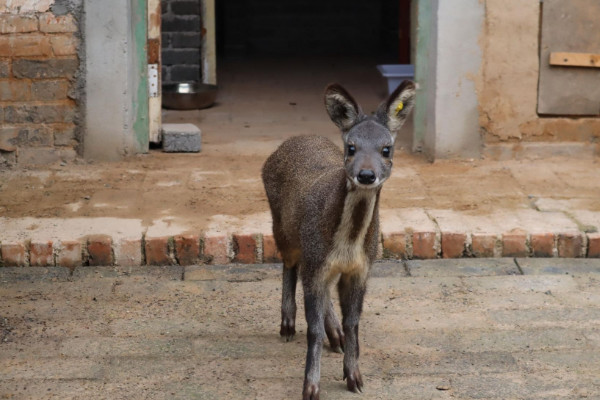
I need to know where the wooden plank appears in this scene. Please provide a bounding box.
[148,0,161,143]
[550,52,600,68]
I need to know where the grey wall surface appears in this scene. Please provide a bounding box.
[84,0,145,160]
[417,0,483,160]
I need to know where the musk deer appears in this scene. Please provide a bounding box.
[262,81,415,399]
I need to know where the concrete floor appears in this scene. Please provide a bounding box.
[2,258,600,399]
[163,56,415,153]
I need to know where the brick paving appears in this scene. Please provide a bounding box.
[1,258,600,399]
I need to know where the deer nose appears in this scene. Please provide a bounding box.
[357,169,376,185]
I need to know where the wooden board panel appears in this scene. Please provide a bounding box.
[537,0,600,115]
[550,52,600,68]
[148,0,161,143]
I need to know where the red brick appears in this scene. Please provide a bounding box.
[145,236,173,265]
[441,232,466,259]
[587,233,600,258]
[30,241,54,266]
[530,233,555,258]
[1,242,27,267]
[31,79,69,101]
[10,34,52,57]
[0,127,19,152]
[50,34,79,56]
[234,234,258,264]
[382,232,408,259]
[87,235,113,266]
[502,232,528,257]
[57,240,81,270]
[0,15,38,34]
[557,232,583,258]
[262,234,281,263]
[471,233,497,258]
[0,38,9,57]
[412,231,437,259]
[39,12,78,33]
[204,234,231,264]
[0,79,31,101]
[114,238,142,266]
[175,235,200,265]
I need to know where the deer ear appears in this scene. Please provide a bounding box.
[377,80,416,140]
[324,83,361,132]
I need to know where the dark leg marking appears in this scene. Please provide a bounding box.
[338,274,366,393]
[324,299,345,353]
[280,264,298,341]
[302,284,326,400]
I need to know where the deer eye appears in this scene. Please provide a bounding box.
[347,145,356,156]
[382,146,391,158]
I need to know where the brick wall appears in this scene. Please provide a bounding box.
[161,0,202,85]
[0,1,81,167]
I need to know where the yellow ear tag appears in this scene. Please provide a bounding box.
[394,101,404,116]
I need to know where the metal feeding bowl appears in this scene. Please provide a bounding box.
[162,82,218,110]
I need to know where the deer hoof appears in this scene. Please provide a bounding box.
[343,367,363,393]
[302,381,320,400]
[280,318,295,342]
[328,327,345,353]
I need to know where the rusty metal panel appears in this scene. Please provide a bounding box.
[537,0,600,115]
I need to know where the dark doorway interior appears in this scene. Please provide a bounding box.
[216,0,408,63]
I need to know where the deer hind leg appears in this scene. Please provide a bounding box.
[280,262,298,341]
[338,273,366,393]
[302,280,327,400]
[324,298,345,353]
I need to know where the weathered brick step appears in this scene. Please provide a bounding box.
[1,229,599,268]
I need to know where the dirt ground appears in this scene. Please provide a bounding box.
[1,258,600,399]
[1,58,599,233]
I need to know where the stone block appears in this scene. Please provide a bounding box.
[162,123,201,153]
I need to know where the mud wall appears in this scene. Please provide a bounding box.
[478,0,600,145]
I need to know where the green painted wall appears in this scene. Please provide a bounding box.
[412,0,436,154]
[132,0,149,153]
